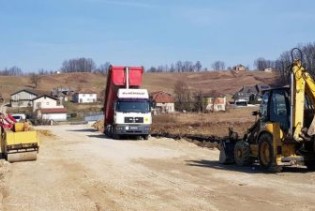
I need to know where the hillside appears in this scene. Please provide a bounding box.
[0,70,279,101]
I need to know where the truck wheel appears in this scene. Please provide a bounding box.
[258,133,282,172]
[234,141,252,166]
[143,135,149,140]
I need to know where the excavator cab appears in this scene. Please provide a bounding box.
[260,88,290,133]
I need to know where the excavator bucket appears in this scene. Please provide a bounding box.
[7,151,37,162]
[219,139,236,164]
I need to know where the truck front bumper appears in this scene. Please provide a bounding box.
[114,124,150,135]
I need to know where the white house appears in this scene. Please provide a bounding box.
[73,91,97,103]
[150,91,175,114]
[33,95,67,121]
[205,96,227,112]
[33,95,63,112]
[36,108,67,121]
[204,91,227,112]
[10,89,39,108]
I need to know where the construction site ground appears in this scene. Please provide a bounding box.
[1,124,315,211]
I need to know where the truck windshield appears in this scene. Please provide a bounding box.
[116,99,150,113]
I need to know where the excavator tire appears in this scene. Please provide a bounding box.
[234,141,252,166]
[258,133,282,172]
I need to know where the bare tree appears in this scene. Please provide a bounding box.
[254,58,275,71]
[175,61,183,72]
[95,62,110,75]
[30,73,41,88]
[194,61,202,72]
[193,90,205,112]
[61,57,96,73]
[183,61,194,72]
[211,61,225,71]
[0,66,23,76]
[174,80,192,111]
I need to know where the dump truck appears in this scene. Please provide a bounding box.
[0,113,39,162]
[103,65,152,139]
[219,48,315,172]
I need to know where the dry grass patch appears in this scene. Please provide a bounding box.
[37,129,55,137]
[152,107,257,137]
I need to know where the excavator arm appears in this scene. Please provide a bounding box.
[291,49,315,141]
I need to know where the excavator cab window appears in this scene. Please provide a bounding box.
[269,89,290,132]
[260,89,290,132]
[260,91,269,121]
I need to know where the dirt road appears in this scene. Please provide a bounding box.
[2,124,315,211]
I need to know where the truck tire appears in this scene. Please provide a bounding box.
[258,133,282,172]
[143,135,149,140]
[234,141,252,166]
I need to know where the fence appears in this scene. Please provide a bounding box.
[84,112,103,122]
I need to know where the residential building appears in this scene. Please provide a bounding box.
[36,108,67,121]
[51,87,74,103]
[73,91,97,103]
[264,67,273,73]
[32,95,63,112]
[204,91,227,112]
[150,91,175,114]
[10,89,39,108]
[33,95,67,121]
[233,84,271,105]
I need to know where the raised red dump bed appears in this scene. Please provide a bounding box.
[103,66,144,127]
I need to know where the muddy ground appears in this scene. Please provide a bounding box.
[1,124,315,211]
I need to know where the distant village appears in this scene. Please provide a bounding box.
[6,79,270,124]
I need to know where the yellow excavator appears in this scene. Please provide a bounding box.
[220,48,315,171]
[0,102,39,162]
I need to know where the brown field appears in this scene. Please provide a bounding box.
[151,107,258,137]
[0,70,279,101]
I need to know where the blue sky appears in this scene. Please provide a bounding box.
[0,0,314,71]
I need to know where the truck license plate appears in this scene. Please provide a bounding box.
[130,126,138,130]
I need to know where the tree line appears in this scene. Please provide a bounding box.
[1,42,315,76]
[253,42,315,85]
